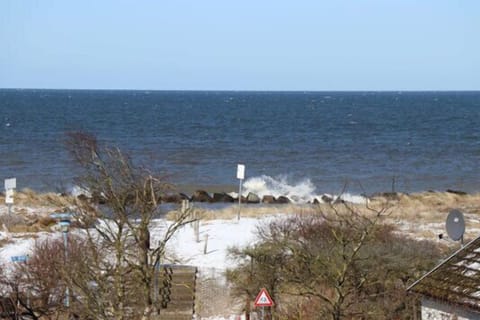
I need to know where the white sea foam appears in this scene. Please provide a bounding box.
[242,175,316,203]
[70,185,91,198]
[333,193,369,205]
[237,175,368,204]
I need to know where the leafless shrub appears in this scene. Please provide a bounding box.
[0,213,26,230]
[227,201,442,320]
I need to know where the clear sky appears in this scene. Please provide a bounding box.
[1,1,479,91]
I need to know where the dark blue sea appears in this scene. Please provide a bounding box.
[0,89,479,200]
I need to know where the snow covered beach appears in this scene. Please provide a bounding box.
[1,190,480,318]
[2,189,480,268]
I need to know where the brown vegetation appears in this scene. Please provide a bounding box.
[1,191,479,246]
[227,200,444,320]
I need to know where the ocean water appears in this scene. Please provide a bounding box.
[0,89,479,199]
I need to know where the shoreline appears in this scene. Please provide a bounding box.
[2,187,480,215]
[2,185,480,205]
[1,189,480,252]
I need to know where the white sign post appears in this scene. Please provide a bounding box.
[4,178,16,215]
[236,164,245,221]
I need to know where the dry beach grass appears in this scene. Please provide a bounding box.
[1,189,480,245]
[172,191,480,244]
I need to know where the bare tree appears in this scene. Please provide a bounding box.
[62,132,194,320]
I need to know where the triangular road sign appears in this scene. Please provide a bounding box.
[254,288,274,307]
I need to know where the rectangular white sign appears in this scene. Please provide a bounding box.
[5,189,14,204]
[5,178,16,190]
[237,164,245,180]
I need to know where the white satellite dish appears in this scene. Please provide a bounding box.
[446,209,465,243]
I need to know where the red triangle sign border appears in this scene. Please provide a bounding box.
[254,288,274,307]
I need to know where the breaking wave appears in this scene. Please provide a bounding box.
[238,175,367,204]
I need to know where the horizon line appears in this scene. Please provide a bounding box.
[1,87,480,93]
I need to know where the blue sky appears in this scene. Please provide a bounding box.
[1,1,479,91]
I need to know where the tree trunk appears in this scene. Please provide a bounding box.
[140,305,153,320]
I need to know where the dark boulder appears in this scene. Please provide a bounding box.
[276,196,290,204]
[89,191,106,204]
[191,190,213,202]
[446,189,468,196]
[212,192,234,203]
[236,195,247,203]
[77,194,89,202]
[247,192,260,204]
[262,195,276,204]
[312,198,320,205]
[371,192,400,201]
[321,194,333,203]
[161,193,189,203]
[179,193,190,201]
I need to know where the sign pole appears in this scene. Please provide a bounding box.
[5,178,16,215]
[238,178,243,221]
[236,164,245,221]
[51,213,72,308]
[63,228,70,308]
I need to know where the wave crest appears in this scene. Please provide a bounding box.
[242,175,316,203]
[239,175,367,204]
